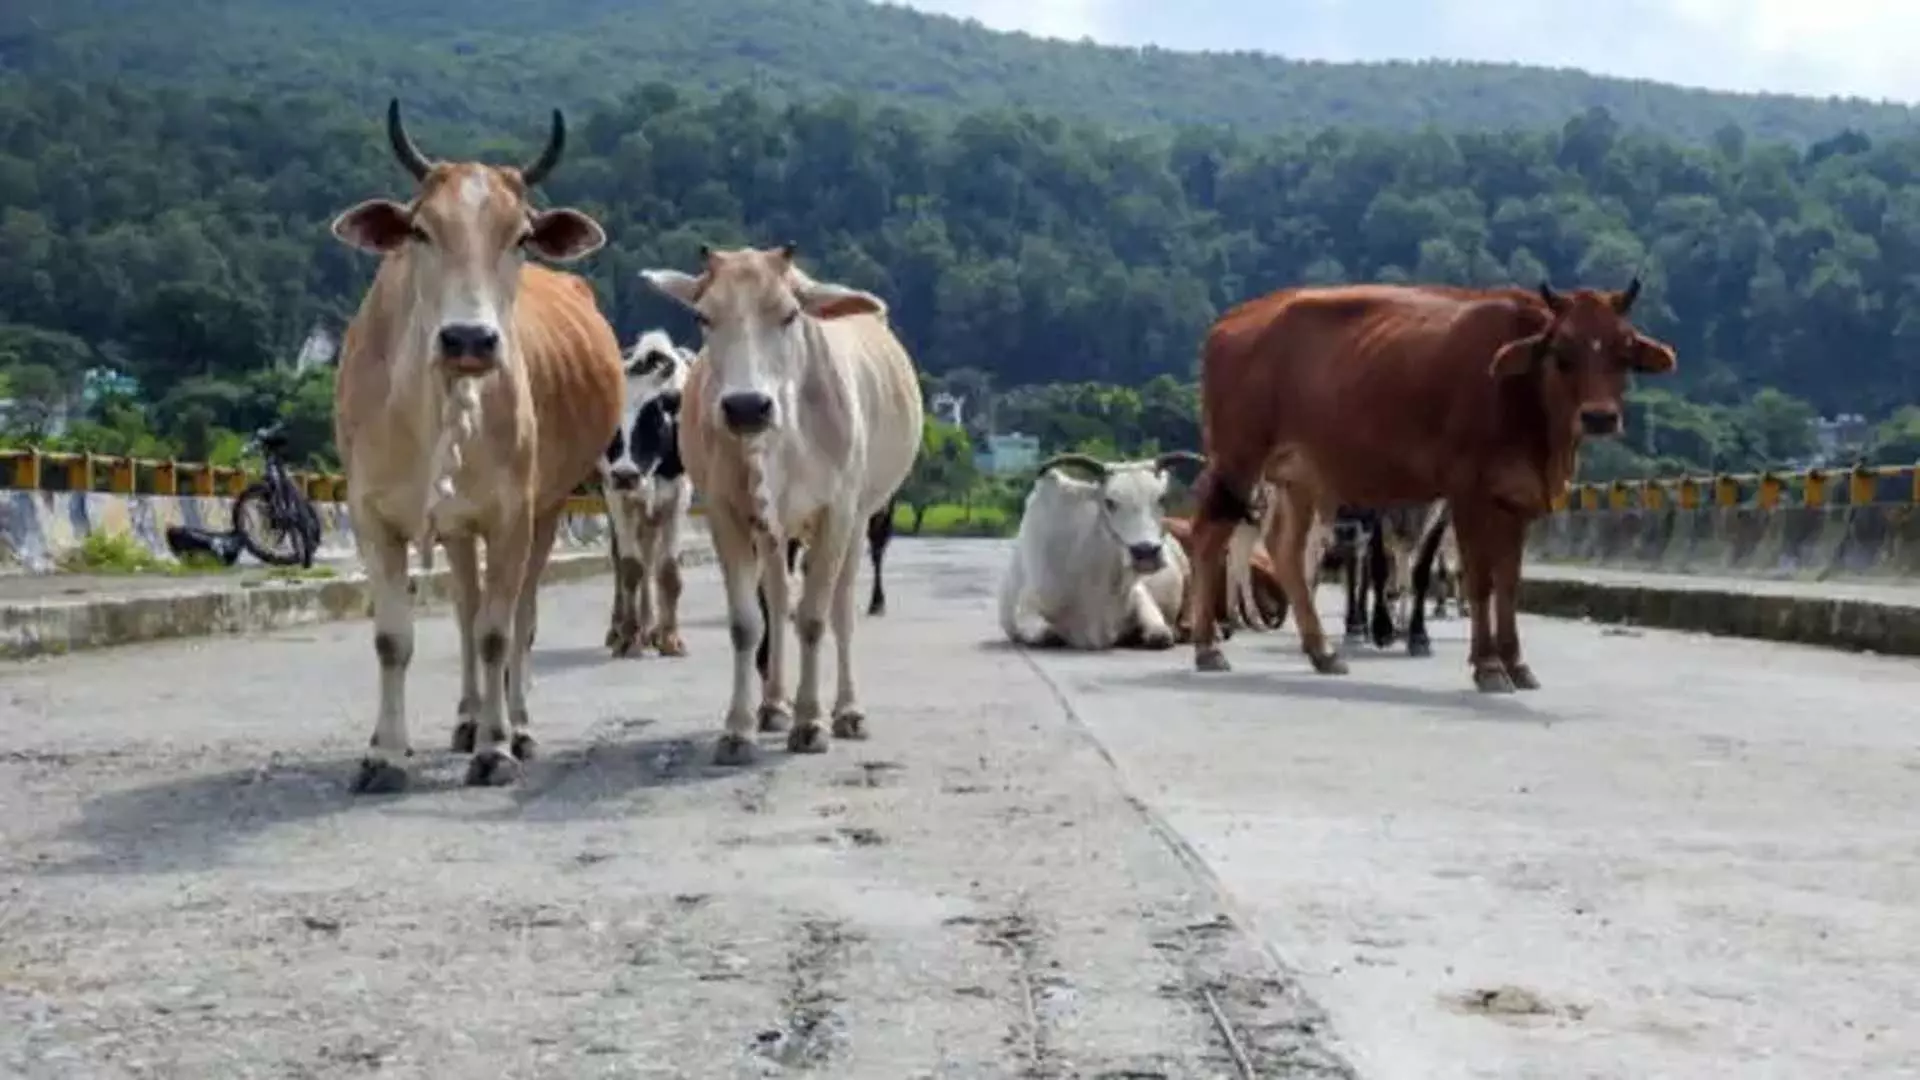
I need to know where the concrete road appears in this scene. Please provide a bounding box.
[0,538,1346,1080]
[1020,550,1920,1080]
[3,539,1916,1079]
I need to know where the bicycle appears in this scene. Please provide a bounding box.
[231,424,323,568]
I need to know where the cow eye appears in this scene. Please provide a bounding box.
[1104,497,1119,511]
[781,309,801,328]
[408,223,430,245]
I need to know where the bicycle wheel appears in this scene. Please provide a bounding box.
[232,482,308,567]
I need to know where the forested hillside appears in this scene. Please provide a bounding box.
[5,70,1920,479]
[4,0,1918,145]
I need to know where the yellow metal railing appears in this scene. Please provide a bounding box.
[0,447,664,519]
[1549,464,1920,513]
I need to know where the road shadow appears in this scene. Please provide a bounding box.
[32,720,778,875]
[34,751,412,877]
[390,716,787,825]
[529,644,613,676]
[1083,665,1544,720]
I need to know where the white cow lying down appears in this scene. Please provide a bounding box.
[999,451,1205,651]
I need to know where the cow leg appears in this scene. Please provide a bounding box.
[633,543,657,659]
[756,535,796,736]
[866,508,890,617]
[607,503,643,657]
[444,534,483,753]
[1275,491,1346,675]
[1127,580,1177,650]
[352,528,416,795]
[503,507,562,756]
[1454,508,1512,693]
[464,509,532,786]
[604,517,624,648]
[1185,515,1237,671]
[1407,541,1435,659]
[788,516,856,754]
[651,516,688,657]
[611,555,643,657]
[1341,542,1365,642]
[713,513,766,766]
[1488,514,1538,690]
[1367,530,1395,649]
[829,527,870,740]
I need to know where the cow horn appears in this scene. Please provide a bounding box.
[386,98,432,182]
[1537,281,1563,312]
[1037,453,1109,481]
[1615,275,1641,315]
[1153,450,1206,475]
[776,242,798,262]
[519,108,566,188]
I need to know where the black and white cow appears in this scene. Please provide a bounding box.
[600,329,696,658]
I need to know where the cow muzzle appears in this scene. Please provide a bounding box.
[720,391,776,436]
[607,466,642,492]
[1579,408,1623,437]
[1127,541,1166,574]
[436,323,502,377]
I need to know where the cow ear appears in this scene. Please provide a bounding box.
[639,268,704,311]
[1628,333,1676,375]
[330,199,413,254]
[795,280,887,321]
[526,208,605,262]
[1489,333,1545,378]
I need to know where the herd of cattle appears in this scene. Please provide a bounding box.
[324,101,1676,793]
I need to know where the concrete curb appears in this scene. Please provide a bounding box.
[1,541,716,661]
[1516,573,1920,657]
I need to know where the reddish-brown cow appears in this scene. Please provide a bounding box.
[1183,279,1676,692]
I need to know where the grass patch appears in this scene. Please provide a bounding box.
[894,502,1014,538]
[55,532,194,575]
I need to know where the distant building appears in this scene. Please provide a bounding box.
[975,432,1039,476]
[1811,413,1871,465]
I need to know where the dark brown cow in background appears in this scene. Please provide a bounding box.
[1183,279,1676,692]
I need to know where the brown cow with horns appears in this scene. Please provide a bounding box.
[330,100,625,792]
[1182,278,1676,692]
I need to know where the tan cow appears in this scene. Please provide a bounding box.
[330,100,624,792]
[640,244,923,765]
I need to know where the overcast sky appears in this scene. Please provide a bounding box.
[895,0,1917,104]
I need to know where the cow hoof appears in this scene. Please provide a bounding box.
[787,722,831,754]
[831,710,868,740]
[351,758,409,795]
[610,633,639,659]
[1195,648,1232,673]
[1407,635,1433,658]
[451,717,477,754]
[867,601,886,617]
[1473,666,1517,694]
[1343,628,1366,644]
[1507,664,1541,691]
[757,703,792,733]
[1140,628,1175,651]
[464,749,522,787]
[603,625,620,648]
[714,734,757,767]
[1308,652,1349,676]
[510,731,538,762]
[652,630,687,657]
